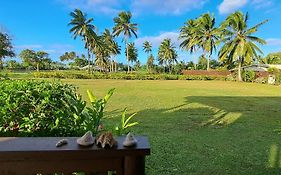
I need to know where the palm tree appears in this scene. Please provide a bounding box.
[125,42,138,72]
[197,13,221,70]
[102,29,121,72]
[218,11,268,81]
[112,11,138,73]
[143,41,152,71]
[146,54,154,72]
[68,9,98,73]
[158,38,178,73]
[179,19,199,69]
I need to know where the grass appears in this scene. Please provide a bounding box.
[61,79,281,175]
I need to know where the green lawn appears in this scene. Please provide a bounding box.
[63,79,281,175]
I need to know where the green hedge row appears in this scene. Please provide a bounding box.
[33,71,230,81]
[0,79,86,137]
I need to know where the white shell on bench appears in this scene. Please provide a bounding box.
[123,132,137,147]
[77,131,95,146]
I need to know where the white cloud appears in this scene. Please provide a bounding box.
[135,31,180,48]
[14,44,43,49]
[218,0,248,14]
[58,0,122,15]
[132,0,208,15]
[266,38,281,46]
[58,0,208,16]
[251,0,273,9]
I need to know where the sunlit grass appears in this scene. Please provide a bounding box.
[62,80,281,174]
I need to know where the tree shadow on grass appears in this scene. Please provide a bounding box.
[133,96,281,175]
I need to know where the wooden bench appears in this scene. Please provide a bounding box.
[0,136,150,175]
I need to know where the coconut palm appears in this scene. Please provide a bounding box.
[143,41,152,71]
[197,13,221,70]
[112,11,138,73]
[218,11,268,81]
[68,9,99,73]
[102,29,121,72]
[146,54,154,72]
[179,19,199,69]
[125,42,138,72]
[158,38,178,73]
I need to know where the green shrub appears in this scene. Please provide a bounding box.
[0,80,84,136]
[242,70,256,82]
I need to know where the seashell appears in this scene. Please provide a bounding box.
[96,132,117,148]
[77,131,95,146]
[56,139,68,147]
[123,132,137,147]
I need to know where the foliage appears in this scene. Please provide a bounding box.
[242,70,256,82]
[218,11,268,81]
[113,11,138,73]
[68,9,101,73]
[60,51,77,62]
[0,32,15,69]
[146,54,154,72]
[114,108,139,136]
[125,42,138,65]
[158,38,178,73]
[261,52,281,64]
[0,80,82,136]
[19,49,49,71]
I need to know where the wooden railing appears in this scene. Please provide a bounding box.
[0,136,150,175]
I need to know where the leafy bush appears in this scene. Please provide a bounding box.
[0,79,139,137]
[0,79,82,136]
[242,70,256,82]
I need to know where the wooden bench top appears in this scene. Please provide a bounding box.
[0,136,150,159]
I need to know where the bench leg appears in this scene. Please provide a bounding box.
[124,156,145,175]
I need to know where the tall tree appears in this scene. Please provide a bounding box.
[158,38,178,73]
[143,41,152,71]
[113,11,138,73]
[218,11,268,81]
[179,19,199,69]
[146,54,154,72]
[0,32,15,69]
[125,42,138,72]
[59,51,77,62]
[102,29,121,72]
[68,9,98,73]
[19,49,48,71]
[197,13,221,70]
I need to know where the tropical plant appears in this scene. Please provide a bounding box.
[125,42,138,72]
[60,51,77,62]
[143,41,152,71]
[0,32,15,69]
[86,88,115,135]
[197,13,221,70]
[68,9,99,73]
[179,19,199,69]
[113,11,138,73]
[158,38,178,73]
[102,29,121,72]
[114,108,139,136]
[19,49,48,71]
[218,11,268,81]
[147,54,154,72]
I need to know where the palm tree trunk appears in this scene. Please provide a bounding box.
[37,63,39,72]
[238,61,242,82]
[87,49,91,74]
[194,49,197,70]
[207,54,210,71]
[125,40,130,73]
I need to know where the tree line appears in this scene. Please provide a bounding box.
[0,9,275,81]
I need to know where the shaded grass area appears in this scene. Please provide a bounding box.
[62,80,281,175]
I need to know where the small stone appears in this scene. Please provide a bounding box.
[56,139,68,147]
[77,131,95,146]
[123,132,137,147]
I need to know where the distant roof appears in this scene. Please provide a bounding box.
[230,64,281,72]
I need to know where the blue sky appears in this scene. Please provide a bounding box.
[0,0,281,64]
